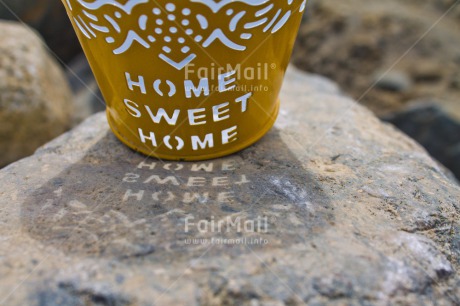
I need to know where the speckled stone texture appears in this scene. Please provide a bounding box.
[0,21,74,167]
[0,67,458,306]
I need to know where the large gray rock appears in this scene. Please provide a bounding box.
[0,67,458,305]
[0,21,74,167]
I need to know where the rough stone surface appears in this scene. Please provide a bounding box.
[0,0,82,63]
[0,21,75,167]
[0,67,459,306]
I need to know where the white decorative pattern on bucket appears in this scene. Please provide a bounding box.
[68,0,307,70]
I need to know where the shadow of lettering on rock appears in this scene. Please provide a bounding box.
[21,129,332,260]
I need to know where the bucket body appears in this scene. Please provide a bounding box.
[62,0,306,160]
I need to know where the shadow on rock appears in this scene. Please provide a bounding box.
[21,129,332,260]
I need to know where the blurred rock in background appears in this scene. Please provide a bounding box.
[0,21,76,167]
[0,1,96,167]
[0,0,81,64]
[292,0,460,179]
[384,103,460,179]
[293,0,460,118]
[66,53,106,115]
